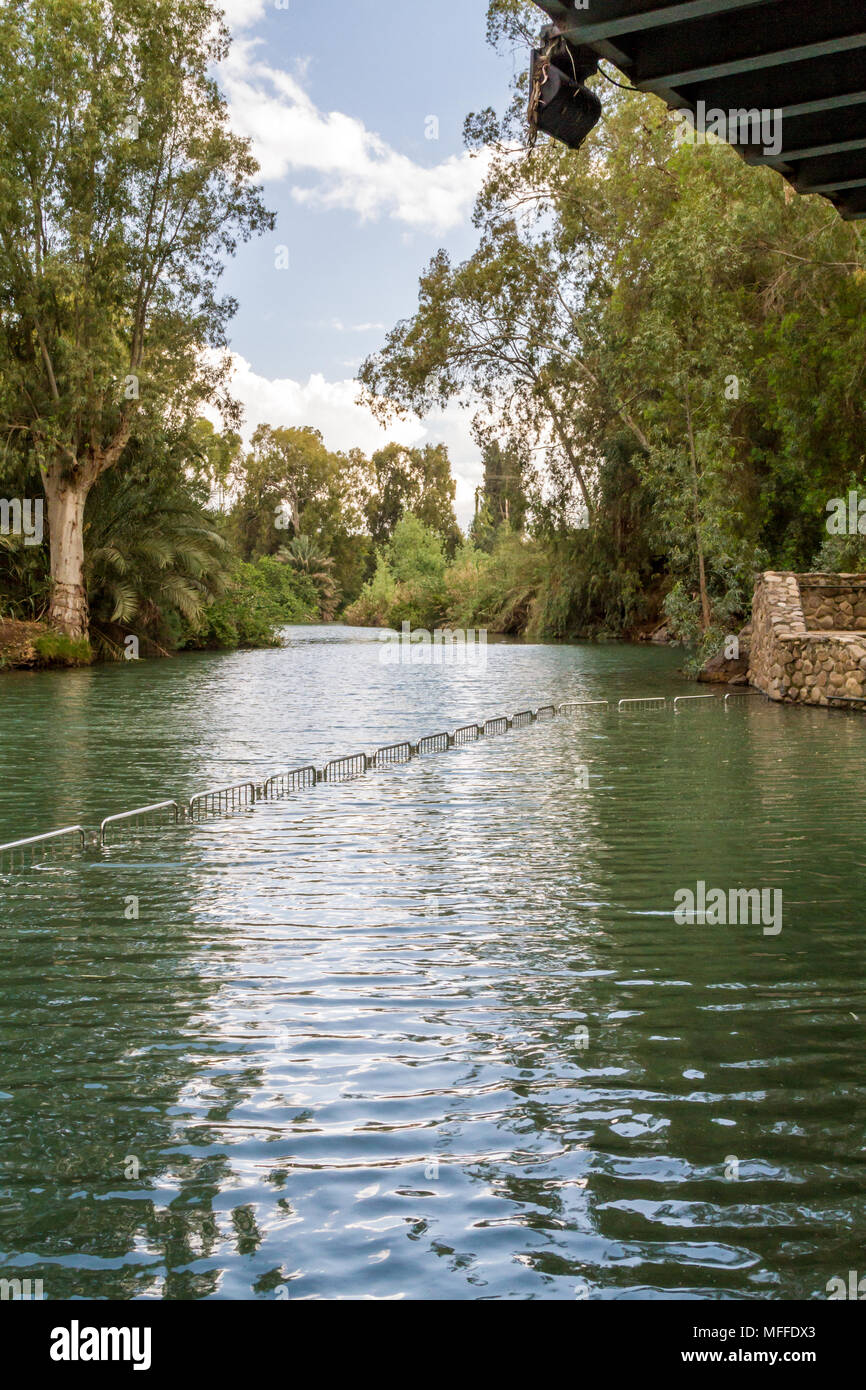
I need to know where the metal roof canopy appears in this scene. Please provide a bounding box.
[533,0,866,220]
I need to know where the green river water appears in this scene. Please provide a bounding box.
[0,627,864,1299]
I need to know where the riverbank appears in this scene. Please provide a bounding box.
[0,618,93,671]
[0,615,308,674]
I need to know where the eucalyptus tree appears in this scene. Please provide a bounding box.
[0,0,272,637]
[364,442,459,551]
[359,226,604,526]
[229,424,377,601]
[476,0,866,636]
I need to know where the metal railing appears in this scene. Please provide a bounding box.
[0,825,86,869]
[417,732,451,754]
[2,685,781,869]
[101,801,181,845]
[188,782,257,820]
[453,723,481,745]
[373,741,413,768]
[264,766,317,798]
[324,753,368,784]
[484,716,509,736]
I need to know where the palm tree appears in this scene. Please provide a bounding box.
[278,534,341,621]
[85,472,232,656]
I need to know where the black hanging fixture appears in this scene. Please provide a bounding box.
[528,27,601,153]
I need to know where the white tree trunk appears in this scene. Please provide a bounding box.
[45,478,89,640]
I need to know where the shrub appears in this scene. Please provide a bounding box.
[343,554,398,627]
[189,556,318,649]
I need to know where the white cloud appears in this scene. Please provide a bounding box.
[218,1,267,32]
[221,46,492,234]
[211,352,482,527]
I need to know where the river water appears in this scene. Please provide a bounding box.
[0,625,864,1300]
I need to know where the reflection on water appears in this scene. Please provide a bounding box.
[0,627,864,1299]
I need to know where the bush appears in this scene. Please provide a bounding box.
[189,556,318,649]
[343,554,398,627]
[386,513,447,584]
[344,515,448,630]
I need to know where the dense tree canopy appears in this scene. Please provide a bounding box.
[358,0,866,657]
[0,0,272,636]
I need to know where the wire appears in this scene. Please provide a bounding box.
[597,63,636,92]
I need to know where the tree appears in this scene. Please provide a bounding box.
[0,0,272,637]
[364,0,866,650]
[364,442,460,551]
[85,468,231,657]
[230,425,372,602]
[279,534,341,622]
[477,439,527,534]
[188,419,243,511]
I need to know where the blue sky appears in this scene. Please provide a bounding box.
[216,0,522,524]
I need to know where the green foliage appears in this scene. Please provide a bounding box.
[279,534,341,621]
[190,556,318,650]
[0,526,50,621]
[386,513,447,584]
[85,470,233,655]
[364,443,460,553]
[812,522,866,575]
[345,514,447,630]
[5,0,866,670]
[471,440,528,543]
[0,0,273,635]
[360,24,866,658]
[343,554,398,628]
[228,425,458,607]
[32,632,93,666]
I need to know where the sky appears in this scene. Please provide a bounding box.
[214,0,522,526]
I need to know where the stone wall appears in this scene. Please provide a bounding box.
[798,576,866,631]
[749,572,866,705]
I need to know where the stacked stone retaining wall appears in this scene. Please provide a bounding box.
[749,572,866,704]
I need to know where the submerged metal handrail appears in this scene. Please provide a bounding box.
[324,753,368,783]
[100,801,181,845]
[484,716,509,736]
[188,782,257,820]
[373,742,413,767]
[4,685,787,867]
[0,825,87,867]
[417,732,451,754]
[264,766,317,798]
[453,723,481,745]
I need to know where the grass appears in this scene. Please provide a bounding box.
[0,619,92,670]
